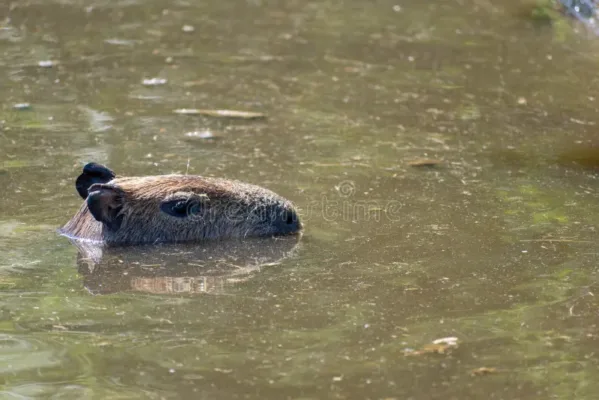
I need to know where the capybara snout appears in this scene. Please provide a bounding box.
[61,163,302,245]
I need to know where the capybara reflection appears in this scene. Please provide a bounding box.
[60,163,301,245]
[74,236,301,295]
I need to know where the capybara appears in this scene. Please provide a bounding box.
[60,163,301,245]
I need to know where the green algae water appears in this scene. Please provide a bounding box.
[2,0,599,398]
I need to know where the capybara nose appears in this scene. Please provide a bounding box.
[274,206,301,235]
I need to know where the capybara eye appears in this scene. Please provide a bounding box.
[161,199,191,218]
[160,199,203,218]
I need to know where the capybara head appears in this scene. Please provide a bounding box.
[60,163,301,245]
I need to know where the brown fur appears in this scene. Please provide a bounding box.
[61,173,301,245]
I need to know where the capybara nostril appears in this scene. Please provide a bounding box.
[285,209,295,225]
[272,207,301,235]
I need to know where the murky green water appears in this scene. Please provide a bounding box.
[2,0,599,398]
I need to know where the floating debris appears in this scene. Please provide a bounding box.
[183,130,218,140]
[470,367,498,376]
[183,80,208,87]
[13,103,31,110]
[104,38,138,46]
[142,78,167,86]
[174,108,266,120]
[182,25,195,33]
[432,336,458,346]
[404,337,459,356]
[52,324,68,331]
[38,60,55,68]
[405,343,453,356]
[407,158,443,167]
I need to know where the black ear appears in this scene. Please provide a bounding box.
[76,163,116,199]
[87,184,124,232]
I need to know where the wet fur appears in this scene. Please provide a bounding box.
[61,173,300,245]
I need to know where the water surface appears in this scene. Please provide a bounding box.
[2,0,599,398]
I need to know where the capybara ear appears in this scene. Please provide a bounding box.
[75,163,116,199]
[86,184,124,232]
